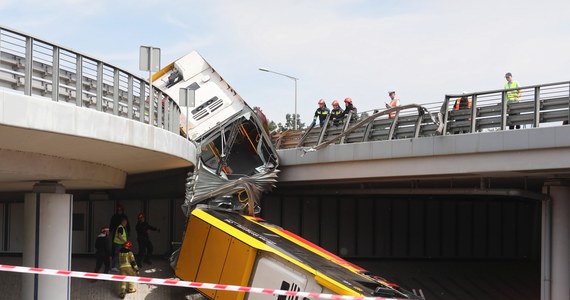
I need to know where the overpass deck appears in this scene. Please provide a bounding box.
[0,26,194,191]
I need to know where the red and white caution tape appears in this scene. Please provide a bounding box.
[0,264,400,300]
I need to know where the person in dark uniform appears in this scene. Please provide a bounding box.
[311,99,330,127]
[135,212,159,266]
[109,204,130,237]
[341,97,358,121]
[93,227,111,274]
[330,100,344,126]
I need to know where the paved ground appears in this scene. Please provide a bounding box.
[0,256,205,300]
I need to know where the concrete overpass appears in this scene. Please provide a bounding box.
[277,126,570,185]
[2,24,570,300]
[0,91,194,191]
[0,25,195,300]
[267,82,570,300]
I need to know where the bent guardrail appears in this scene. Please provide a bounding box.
[0,25,180,133]
[272,81,570,150]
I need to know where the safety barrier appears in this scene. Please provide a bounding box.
[0,264,401,300]
[0,25,181,133]
[272,81,570,150]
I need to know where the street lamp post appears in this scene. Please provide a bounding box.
[259,68,298,130]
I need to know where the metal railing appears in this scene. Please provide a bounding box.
[272,81,570,150]
[0,25,181,133]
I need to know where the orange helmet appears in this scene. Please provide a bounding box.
[318,99,325,105]
[332,100,339,107]
[124,240,133,249]
[344,97,352,104]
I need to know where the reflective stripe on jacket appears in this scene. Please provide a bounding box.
[313,107,330,123]
[119,251,136,269]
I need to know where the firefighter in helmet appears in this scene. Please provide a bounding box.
[311,99,330,127]
[330,100,344,126]
[118,240,138,299]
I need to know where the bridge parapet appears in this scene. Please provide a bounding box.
[273,82,570,150]
[0,25,181,133]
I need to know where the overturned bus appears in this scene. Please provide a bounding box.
[153,52,421,300]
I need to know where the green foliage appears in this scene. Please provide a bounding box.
[278,113,304,131]
[268,121,277,131]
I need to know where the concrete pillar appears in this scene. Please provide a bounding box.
[22,182,72,300]
[544,181,570,300]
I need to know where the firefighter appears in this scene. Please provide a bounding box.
[342,97,357,120]
[311,99,330,127]
[118,240,139,299]
[330,100,344,126]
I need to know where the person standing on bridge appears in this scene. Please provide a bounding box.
[504,72,522,129]
[330,100,344,126]
[386,91,401,119]
[311,99,330,127]
[341,97,358,121]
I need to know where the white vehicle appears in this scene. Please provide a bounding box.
[154,51,279,214]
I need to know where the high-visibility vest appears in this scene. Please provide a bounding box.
[504,80,520,102]
[454,97,472,110]
[119,251,135,269]
[388,98,400,118]
[113,224,126,244]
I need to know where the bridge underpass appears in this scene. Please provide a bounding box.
[261,190,542,300]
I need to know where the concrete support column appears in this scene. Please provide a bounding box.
[22,182,73,300]
[543,181,570,300]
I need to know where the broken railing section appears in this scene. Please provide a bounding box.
[301,104,436,153]
[181,106,280,217]
[183,164,279,216]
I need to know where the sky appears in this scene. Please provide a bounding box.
[1,0,569,126]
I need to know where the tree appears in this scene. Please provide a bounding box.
[279,113,304,131]
[268,121,277,132]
